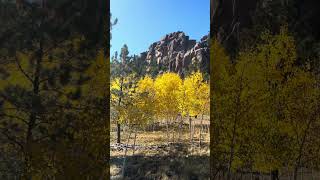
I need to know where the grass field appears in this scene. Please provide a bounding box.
[110,117,210,180]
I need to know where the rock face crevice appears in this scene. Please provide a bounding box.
[211,0,320,58]
[138,31,209,76]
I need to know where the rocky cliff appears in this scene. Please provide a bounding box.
[211,0,320,60]
[137,31,209,76]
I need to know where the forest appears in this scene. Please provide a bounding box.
[0,1,108,179]
[212,27,320,180]
[211,0,320,179]
[110,43,210,179]
[3,0,320,179]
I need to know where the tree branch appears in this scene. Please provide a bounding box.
[1,130,24,151]
[0,113,28,125]
[14,54,33,83]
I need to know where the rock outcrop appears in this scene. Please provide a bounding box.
[137,31,209,75]
[211,0,320,58]
[211,0,258,57]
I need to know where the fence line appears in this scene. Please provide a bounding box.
[213,168,320,180]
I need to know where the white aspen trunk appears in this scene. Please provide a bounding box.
[172,117,175,143]
[192,121,194,143]
[199,114,204,148]
[166,119,170,144]
[178,115,183,141]
[189,116,192,144]
[199,127,201,148]
[191,118,195,154]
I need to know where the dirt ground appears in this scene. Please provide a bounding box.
[110,119,210,180]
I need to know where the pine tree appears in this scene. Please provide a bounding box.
[0,0,108,178]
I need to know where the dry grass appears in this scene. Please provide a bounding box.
[110,119,210,180]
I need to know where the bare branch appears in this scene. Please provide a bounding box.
[14,54,33,83]
[0,113,28,125]
[1,130,24,151]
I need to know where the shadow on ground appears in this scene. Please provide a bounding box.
[111,155,209,180]
[111,142,209,180]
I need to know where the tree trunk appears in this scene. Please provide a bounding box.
[24,34,44,179]
[121,128,132,178]
[172,117,175,143]
[117,123,121,144]
[199,114,203,148]
[172,131,175,143]
[293,116,313,180]
[191,121,195,144]
[133,131,137,155]
[227,84,243,180]
[178,115,183,141]
[152,121,155,131]
[293,166,298,180]
[116,72,125,144]
[271,169,279,180]
[166,119,170,144]
[227,122,237,180]
[189,116,192,144]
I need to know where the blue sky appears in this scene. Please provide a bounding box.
[111,0,210,56]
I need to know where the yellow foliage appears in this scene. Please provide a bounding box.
[211,38,231,92]
[85,51,109,98]
[210,26,320,172]
[179,71,209,116]
[110,71,209,127]
[154,72,182,119]
[132,75,156,126]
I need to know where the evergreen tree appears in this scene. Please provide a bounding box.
[0,0,108,178]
